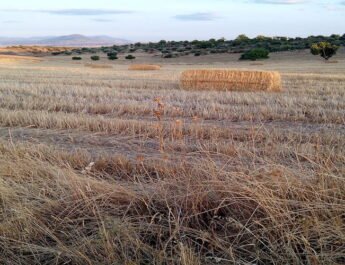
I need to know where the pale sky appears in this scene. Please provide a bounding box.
[0,0,344,41]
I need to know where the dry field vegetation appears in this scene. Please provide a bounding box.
[129,64,162,71]
[0,51,344,265]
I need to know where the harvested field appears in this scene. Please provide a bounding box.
[0,51,344,265]
[250,62,264,65]
[180,69,282,91]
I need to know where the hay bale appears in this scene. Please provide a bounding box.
[128,64,161,71]
[180,69,282,92]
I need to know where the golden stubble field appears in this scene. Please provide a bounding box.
[0,50,344,265]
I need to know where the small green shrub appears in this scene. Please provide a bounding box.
[125,55,136,60]
[108,55,118,60]
[240,48,269,61]
[90,56,100,61]
[72,57,82,60]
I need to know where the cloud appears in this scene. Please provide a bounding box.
[42,9,133,16]
[92,18,113,22]
[251,0,307,4]
[174,12,219,21]
[0,9,133,16]
[2,20,20,23]
[323,1,345,10]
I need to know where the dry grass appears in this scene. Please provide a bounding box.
[180,69,282,92]
[0,140,344,265]
[325,60,339,64]
[0,53,344,264]
[129,64,162,70]
[250,62,264,66]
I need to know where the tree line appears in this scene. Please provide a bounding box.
[52,34,344,61]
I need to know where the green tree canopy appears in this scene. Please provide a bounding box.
[240,48,269,61]
[310,42,339,60]
[235,34,250,43]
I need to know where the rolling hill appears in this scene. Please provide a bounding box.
[0,34,130,47]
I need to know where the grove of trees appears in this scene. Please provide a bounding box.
[55,34,344,61]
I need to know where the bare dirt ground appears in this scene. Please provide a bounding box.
[0,50,344,264]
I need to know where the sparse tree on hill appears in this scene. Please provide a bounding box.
[256,35,266,41]
[235,34,250,44]
[310,42,339,61]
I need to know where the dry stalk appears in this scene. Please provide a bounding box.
[153,97,165,152]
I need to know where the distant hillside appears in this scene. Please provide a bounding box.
[0,34,130,47]
[0,46,73,56]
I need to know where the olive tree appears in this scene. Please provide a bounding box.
[310,42,339,60]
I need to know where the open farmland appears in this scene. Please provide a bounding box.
[0,50,344,264]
